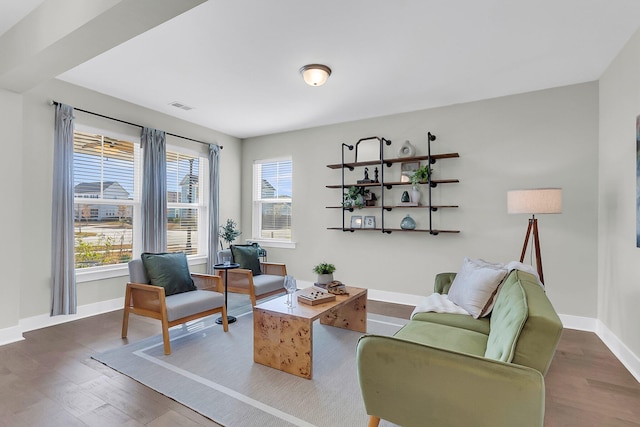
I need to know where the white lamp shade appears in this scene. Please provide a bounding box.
[300,64,331,86]
[507,188,562,214]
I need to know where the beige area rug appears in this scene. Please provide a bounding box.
[93,294,407,426]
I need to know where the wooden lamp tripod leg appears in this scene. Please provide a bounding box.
[532,218,544,285]
[519,217,534,263]
[519,215,545,285]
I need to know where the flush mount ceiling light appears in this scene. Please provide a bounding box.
[299,64,332,86]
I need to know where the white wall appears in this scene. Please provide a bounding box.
[0,89,23,331]
[0,79,242,329]
[599,27,640,358]
[242,82,599,318]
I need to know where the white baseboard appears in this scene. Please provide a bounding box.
[0,324,24,346]
[557,313,598,331]
[596,320,640,383]
[19,297,124,333]
[368,289,423,306]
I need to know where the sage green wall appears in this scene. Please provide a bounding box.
[0,89,23,329]
[598,27,640,357]
[10,79,242,320]
[242,82,599,317]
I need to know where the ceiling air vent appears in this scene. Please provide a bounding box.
[168,101,194,111]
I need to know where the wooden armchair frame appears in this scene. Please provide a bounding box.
[221,262,287,306]
[122,273,228,355]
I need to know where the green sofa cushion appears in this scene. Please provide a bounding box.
[411,312,491,335]
[394,321,488,357]
[231,245,262,276]
[485,277,528,362]
[141,252,196,296]
[508,270,563,375]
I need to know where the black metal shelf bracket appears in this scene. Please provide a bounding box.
[341,143,354,230]
[427,132,437,235]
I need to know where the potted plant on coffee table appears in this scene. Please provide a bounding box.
[313,262,336,287]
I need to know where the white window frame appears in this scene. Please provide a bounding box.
[252,157,295,248]
[166,145,208,258]
[74,126,210,282]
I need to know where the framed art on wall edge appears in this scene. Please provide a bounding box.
[364,216,376,229]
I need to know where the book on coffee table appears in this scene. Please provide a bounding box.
[297,287,336,305]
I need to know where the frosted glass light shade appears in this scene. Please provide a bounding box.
[507,188,562,214]
[300,64,331,86]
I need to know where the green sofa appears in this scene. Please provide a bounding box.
[357,269,563,427]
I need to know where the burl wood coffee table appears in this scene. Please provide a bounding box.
[253,286,367,379]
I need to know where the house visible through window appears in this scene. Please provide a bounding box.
[166,150,204,255]
[73,131,138,268]
[73,129,207,269]
[253,158,292,241]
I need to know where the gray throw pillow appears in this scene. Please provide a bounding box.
[141,252,196,296]
[231,245,262,276]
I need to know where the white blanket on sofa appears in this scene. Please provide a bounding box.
[410,293,470,318]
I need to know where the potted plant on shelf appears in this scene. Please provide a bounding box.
[409,165,432,205]
[343,186,369,209]
[219,218,241,249]
[313,262,336,286]
[410,164,431,186]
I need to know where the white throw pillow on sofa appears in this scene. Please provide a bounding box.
[447,257,508,319]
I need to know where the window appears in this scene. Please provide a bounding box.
[73,129,208,270]
[253,158,292,241]
[73,131,138,268]
[166,150,205,255]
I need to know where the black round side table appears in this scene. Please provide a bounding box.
[213,263,240,324]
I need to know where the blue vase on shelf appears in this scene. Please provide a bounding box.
[400,214,416,230]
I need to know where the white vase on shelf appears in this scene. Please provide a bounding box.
[411,186,421,205]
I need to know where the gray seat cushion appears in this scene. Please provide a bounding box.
[165,290,224,322]
[252,274,285,296]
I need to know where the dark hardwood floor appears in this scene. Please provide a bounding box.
[0,298,638,426]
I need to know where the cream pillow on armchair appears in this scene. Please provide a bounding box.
[447,257,508,318]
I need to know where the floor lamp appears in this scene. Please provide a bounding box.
[507,188,562,285]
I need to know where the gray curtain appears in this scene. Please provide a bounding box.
[51,103,76,315]
[207,144,221,274]
[141,127,167,253]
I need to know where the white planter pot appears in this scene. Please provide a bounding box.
[317,273,334,285]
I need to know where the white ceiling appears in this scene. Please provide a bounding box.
[0,0,42,35]
[7,1,640,139]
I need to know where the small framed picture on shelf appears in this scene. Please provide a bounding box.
[400,161,420,182]
[363,216,376,229]
[350,215,363,229]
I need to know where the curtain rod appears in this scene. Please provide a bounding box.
[50,100,223,149]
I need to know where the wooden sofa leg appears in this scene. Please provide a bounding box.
[368,416,380,427]
[161,318,172,355]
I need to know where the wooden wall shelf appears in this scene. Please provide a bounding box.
[326,132,460,235]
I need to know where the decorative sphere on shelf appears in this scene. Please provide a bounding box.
[400,214,416,230]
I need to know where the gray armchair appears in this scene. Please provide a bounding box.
[217,247,287,306]
[122,254,228,355]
